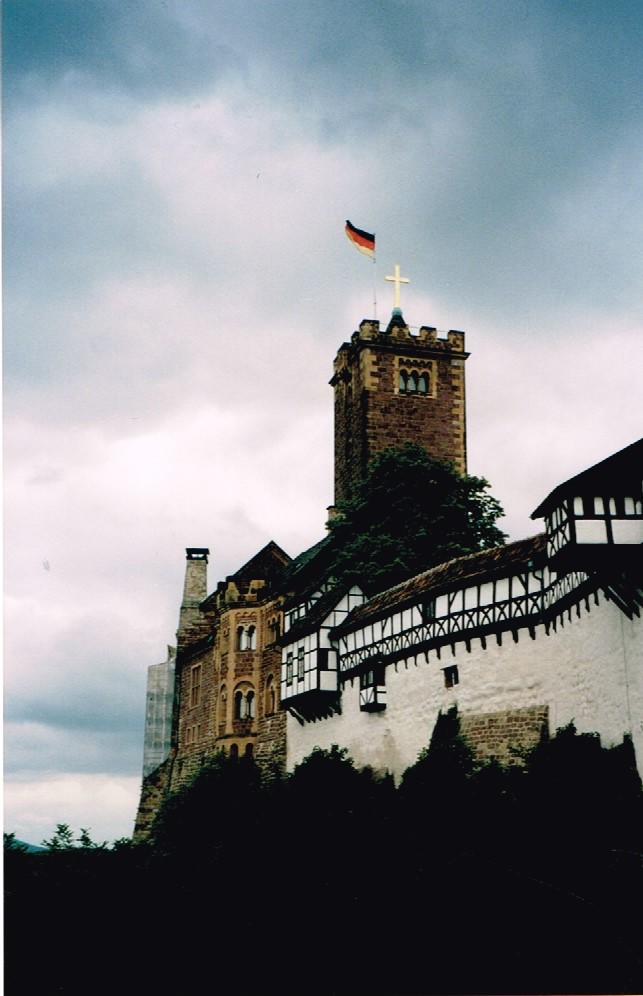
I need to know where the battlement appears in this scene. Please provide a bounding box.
[352,318,466,351]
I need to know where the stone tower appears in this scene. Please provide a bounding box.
[331,306,469,505]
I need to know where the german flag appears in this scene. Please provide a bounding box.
[345,220,375,258]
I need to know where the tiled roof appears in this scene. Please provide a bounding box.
[333,535,546,634]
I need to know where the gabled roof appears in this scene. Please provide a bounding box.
[333,535,546,634]
[279,535,335,604]
[531,438,643,519]
[200,540,292,610]
[229,540,292,581]
[280,582,357,644]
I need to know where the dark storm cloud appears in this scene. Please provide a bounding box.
[2,0,239,103]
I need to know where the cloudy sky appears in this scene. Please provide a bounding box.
[4,0,642,844]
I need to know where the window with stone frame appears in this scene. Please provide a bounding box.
[234,684,256,720]
[398,360,433,396]
[189,664,202,707]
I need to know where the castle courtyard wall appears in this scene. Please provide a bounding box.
[286,594,642,779]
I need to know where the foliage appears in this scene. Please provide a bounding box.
[327,444,506,593]
[5,726,643,996]
[150,749,263,857]
[41,823,107,850]
[3,832,28,852]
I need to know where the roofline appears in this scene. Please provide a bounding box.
[531,437,643,519]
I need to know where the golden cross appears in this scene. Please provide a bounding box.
[385,263,410,309]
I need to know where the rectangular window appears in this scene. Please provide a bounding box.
[286,652,294,686]
[297,646,305,681]
[443,665,459,689]
[190,664,202,707]
[422,599,436,622]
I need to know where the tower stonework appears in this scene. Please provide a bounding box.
[331,311,469,504]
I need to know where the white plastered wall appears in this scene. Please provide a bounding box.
[286,593,642,780]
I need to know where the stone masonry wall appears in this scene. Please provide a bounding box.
[460,705,549,764]
[333,321,468,504]
[133,756,173,842]
[256,642,286,773]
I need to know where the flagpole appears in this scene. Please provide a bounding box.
[373,254,377,319]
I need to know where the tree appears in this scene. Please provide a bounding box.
[328,444,506,593]
[40,823,108,850]
[41,823,75,850]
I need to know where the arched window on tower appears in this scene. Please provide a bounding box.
[248,625,257,650]
[219,686,228,728]
[407,370,418,393]
[418,371,429,394]
[233,683,255,722]
[399,369,408,392]
[237,625,246,651]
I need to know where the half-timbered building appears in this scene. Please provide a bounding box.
[282,438,643,778]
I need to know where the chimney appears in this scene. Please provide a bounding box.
[178,547,209,640]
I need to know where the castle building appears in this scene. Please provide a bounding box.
[281,438,643,777]
[134,284,642,839]
[134,542,290,838]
